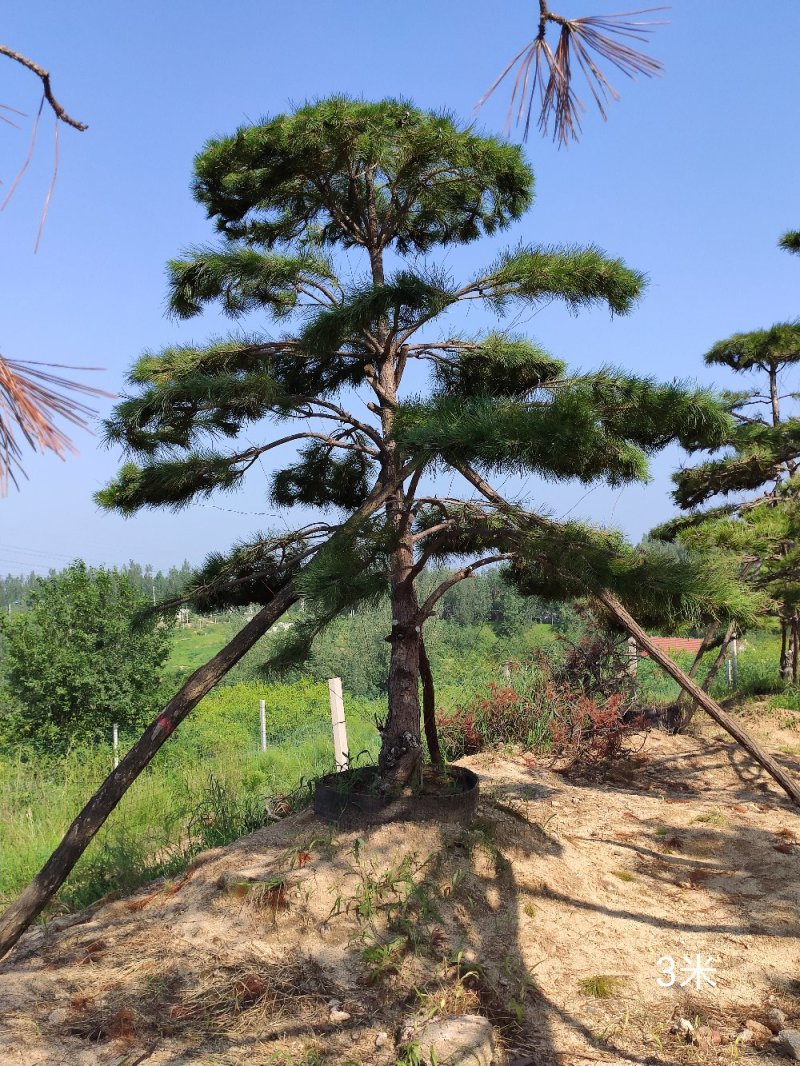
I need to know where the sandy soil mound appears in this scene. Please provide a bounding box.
[1,722,799,1065]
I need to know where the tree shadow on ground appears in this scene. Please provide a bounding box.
[2,747,798,1065]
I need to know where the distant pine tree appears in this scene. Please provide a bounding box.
[656,229,800,679]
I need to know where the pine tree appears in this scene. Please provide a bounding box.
[96,97,749,784]
[5,103,799,965]
[655,230,800,679]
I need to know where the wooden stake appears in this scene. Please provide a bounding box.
[259,699,267,753]
[0,471,411,962]
[112,723,119,769]
[328,677,349,771]
[596,589,800,806]
[419,637,442,765]
[0,584,297,962]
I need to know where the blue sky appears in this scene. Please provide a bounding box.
[1,1,799,576]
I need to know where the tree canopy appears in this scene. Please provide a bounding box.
[655,228,800,676]
[0,562,172,751]
[99,97,747,784]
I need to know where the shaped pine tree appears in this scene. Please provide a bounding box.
[98,97,751,781]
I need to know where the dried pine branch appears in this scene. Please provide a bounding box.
[0,356,112,493]
[479,3,668,146]
[0,46,87,130]
[0,46,87,247]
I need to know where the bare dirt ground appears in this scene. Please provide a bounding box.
[1,711,799,1066]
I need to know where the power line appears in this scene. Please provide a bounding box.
[0,543,111,567]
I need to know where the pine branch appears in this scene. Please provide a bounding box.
[418,554,512,619]
[477,5,666,146]
[0,46,87,130]
[460,244,645,315]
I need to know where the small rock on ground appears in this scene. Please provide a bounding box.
[418,1014,497,1066]
[744,1019,773,1041]
[768,1007,789,1033]
[779,1030,800,1061]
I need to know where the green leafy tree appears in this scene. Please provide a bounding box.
[0,562,172,750]
[655,229,800,680]
[98,97,744,784]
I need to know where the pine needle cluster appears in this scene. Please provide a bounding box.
[99,98,743,762]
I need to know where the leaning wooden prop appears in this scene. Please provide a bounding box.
[3,98,798,963]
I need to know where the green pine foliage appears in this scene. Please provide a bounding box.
[99,97,742,763]
[657,227,800,668]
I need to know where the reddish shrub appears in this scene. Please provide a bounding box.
[436,624,645,770]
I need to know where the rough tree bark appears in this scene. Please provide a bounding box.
[381,546,424,783]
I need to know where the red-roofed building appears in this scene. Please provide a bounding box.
[636,636,704,659]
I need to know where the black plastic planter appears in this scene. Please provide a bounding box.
[314,764,479,827]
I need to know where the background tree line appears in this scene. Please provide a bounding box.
[0,560,195,612]
[0,556,574,750]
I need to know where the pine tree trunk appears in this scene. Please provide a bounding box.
[596,590,800,806]
[379,534,423,786]
[419,636,442,766]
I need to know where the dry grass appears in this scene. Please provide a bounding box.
[178,957,336,1034]
[4,731,800,1065]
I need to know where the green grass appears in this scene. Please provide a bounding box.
[579,975,623,998]
[0,680,382,916]
[635,628,785,706]
[610,868,637,882]
[166,617,245,681]
[1,620,792,924]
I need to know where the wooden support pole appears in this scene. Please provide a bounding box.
[596,589,800,806]
[259,699,267,753]
[0,584,297,962]
[328,677,349,772]
[419,637,442,765]
[626,636,638,678]
[0,471,410,963]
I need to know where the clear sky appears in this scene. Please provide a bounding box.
[1,1,798,577]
